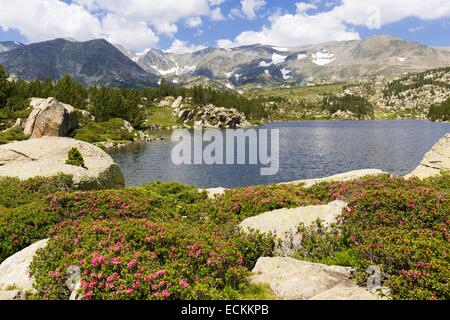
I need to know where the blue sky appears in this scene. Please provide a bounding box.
[0,0,449,53]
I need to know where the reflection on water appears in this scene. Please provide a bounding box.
[108,121,450,188]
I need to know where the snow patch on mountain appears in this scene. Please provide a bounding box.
[312,51,336,66]
[397,57,406,62]
[151,64,196,76]
[297,53,307,60]
[280,68,293,80]
[272,46,289,52]
[259,60,273,67]
[272,53,287,65]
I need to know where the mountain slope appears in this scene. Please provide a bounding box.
[0,41,24,53]
[0,38,157,87]
[1,35,449,89]
[132,35,450,87]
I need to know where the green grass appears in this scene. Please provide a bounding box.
[74,118,134,144]
[238,283,277,300]
[0,127,28,145]
[146,106,179,128]
[256,84,344,103]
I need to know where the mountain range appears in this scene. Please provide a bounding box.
[0,38,156,87]
[1,35,450,89]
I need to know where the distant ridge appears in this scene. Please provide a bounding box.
[0,38,157,87]
[1,35,449,88]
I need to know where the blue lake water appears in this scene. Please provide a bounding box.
[108,121,450,188]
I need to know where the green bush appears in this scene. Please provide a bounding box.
[428,98,450,122]
[74,119,134,144]
[322,94,374,118]
[0,175,75,209]
[65,148,86,169]
[31,219,249,300]
[1,172,448,300]
[213,184,325,224]
[0,127,28,145]
[297,175,450,300]
[0,203,59,262]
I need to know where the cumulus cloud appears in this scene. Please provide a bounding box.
[101,14,159,51]
[0,0,102,42]
[185,17,203,28]
[164,39,207,54]
[74,0,211,34]
[219,0,450,47]
[211,7,225,21]
[240,0,266,20]
[0,0,224,50]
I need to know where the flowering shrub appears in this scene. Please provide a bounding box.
[213,184,325,224]
[0,182,211,263]
[1,173,448,300]
[30,219,249,300]
[296,174,450,300]
[0,174,75,209]
[0,203,58,262]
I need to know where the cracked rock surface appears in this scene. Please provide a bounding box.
[0,137,124,189]
[406,134,450,179]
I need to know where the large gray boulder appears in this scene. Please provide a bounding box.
[251,257,384,300]
[406,134,450,179]
[0,137,125,189]
[24,97,78,138]
[239,200,347,255]
[0,239,49,299]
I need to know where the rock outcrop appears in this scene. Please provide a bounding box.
[406,134,450,179]
[240,200,348,255]
[176,104,250,129]
[251,257,384,300]
[0,137,125,189]
[283,169,389,188]
[203,169,388,198]
[0,239,49,299]
[24,98,78,138]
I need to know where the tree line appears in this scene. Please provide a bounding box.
[428,98,450,122]
[0,65,268,129]
[322,94,374,118]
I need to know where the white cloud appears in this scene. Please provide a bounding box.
[165,39,207,54]
[295,3,317,14]
[221,0,450,47]
[186,16,203,28]
[101,14,159,51]
[220,10,359,47]
[240,0,266,19]
[211,7,225,21]
[332,0,450,26]
[216,38,235,49]
[0,0,226,51]
[74,0,211,34]
[0,0,102,42]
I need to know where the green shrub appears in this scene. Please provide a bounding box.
[213,184,325,224]
[0,175,75,209]
[74,118,134,144]
[66,148,86,168]
[31,219,248,300]
[322,94,374,118]
[428,98,449,122]
[296,175,450,300]
[0,127,27,145]
[0,203,59,262]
